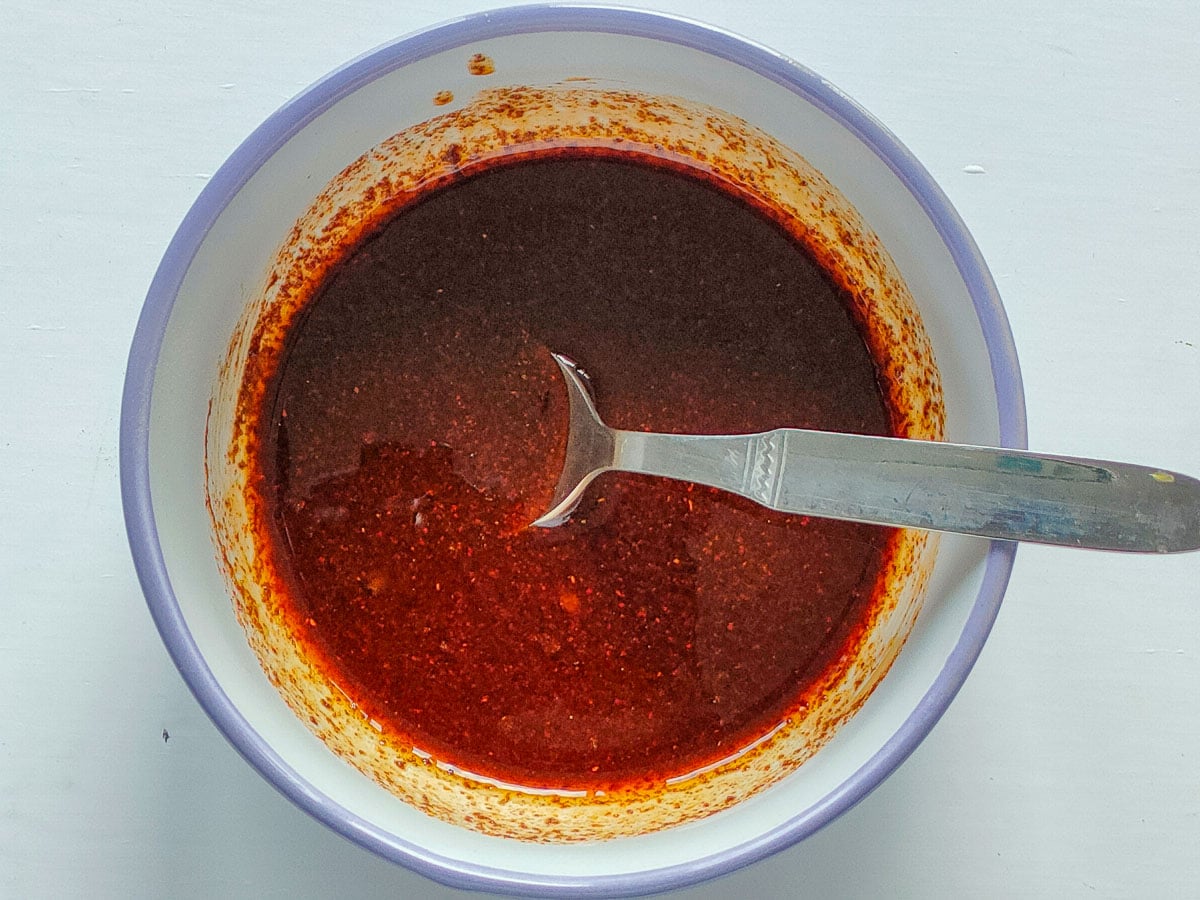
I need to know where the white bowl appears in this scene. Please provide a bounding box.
[121,5,1024,895]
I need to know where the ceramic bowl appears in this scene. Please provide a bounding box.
[121,5,1024,895]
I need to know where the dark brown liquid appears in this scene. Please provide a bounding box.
[256,150,896,790]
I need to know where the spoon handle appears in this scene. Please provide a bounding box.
[613,428,1200,552]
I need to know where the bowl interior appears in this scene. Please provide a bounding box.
[131,10,1019,893]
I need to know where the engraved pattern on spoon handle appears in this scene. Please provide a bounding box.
[742,431,787,508]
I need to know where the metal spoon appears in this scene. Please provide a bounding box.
[532,353,1200,553]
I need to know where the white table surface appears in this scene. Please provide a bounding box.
[3,1,1198,896]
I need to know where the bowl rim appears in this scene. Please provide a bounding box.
[119,4,1026,896]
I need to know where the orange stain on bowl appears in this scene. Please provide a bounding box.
[433,90,454,106]
[467,53,495,76]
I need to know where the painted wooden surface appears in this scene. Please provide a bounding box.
[2,1,1197,895]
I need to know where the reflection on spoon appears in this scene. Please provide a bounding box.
[532,353,1200,553]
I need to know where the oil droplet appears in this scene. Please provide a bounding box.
[433,89,454,106]
[468,53,495,76]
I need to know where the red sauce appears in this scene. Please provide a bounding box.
[253,150,897,791]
